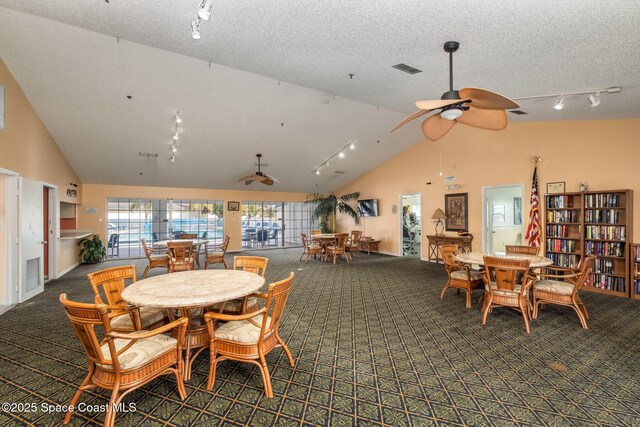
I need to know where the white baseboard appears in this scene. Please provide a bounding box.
[56,262,80,279]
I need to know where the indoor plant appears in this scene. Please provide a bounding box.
[306,192,360,233]
[78,234,107,264]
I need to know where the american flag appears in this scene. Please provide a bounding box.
[525,166,541,247]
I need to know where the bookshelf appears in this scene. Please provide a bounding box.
[544,190,633,298]
[632,244,640,300]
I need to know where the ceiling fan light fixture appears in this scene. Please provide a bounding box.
[440,107,463,121]
[191,18,201,39]
[198,0,213,20]
[589,92,601,108]
[554,96,565,110]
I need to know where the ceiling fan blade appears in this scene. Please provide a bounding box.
[261,178,274,186]
[456,106,508,130]
[391,110,429,132]
[238,175,255,182]
[254,174,267,182]
[459,88,519,110]
[422,114,457,141]
[415,99,469,111]
[265,174,280,183]
[244,177,256,185]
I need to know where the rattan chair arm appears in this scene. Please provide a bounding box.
[107,317,188,340]
[246,292,269,299]
[204,307,267,323]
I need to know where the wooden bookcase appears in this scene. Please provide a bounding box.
[631,244,640,300]
[544,190,633,298]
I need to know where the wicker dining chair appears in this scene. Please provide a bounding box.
[532,255,596,329]
[325,233,350,264]
[205,235,231,269]
[300,233,323,262]
[345,230,363,258]
[59,294,187,427]
[87,265,167,331]
[204,272,295,398]
[209,256,269,315]
[141,238,170,278]
[439,244,484,308]
[482,256,535,334]
[505,245,540,255]
[167,241,197,272]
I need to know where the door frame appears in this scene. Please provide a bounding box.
[45,184,58,281]
[399,192,422,257]
[1,168,19,306]
[482,184,525,253]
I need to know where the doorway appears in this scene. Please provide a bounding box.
[400,194,421,256]
[483,185,525,253]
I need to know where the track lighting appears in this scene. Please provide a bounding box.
[175,112,182,123]
[315,169,320,175]
[198,0,213,20]
[589,92,601,108]
[349,141,356,150]
[173,132,179,141]
[170,155,176,163]
[191,18,201,40]
[312,139,360,175]
[554,97,565,110]
[339,152,345,158]
[171,144,177,153]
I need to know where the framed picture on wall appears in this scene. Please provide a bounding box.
[227,201,240,211]
[445,193,468,231]
[514,197,522,225]
[547,182,565,194]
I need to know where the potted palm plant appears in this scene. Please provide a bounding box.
[78,235,106,264]
[306,192,360,233]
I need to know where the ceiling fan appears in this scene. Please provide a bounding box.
[238,154,279,186]
[391,41,519,141]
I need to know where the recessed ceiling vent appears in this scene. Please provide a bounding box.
[334,170,346,174]
[510,110,528,115]
[392,63,422,75]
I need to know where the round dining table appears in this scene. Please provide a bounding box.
[152,238,209,249]
[455,252,554,268]
[121,270,264,379]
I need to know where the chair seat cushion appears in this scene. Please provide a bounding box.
[485,282,522,296]
[215,316,271,344]
[99,333,177,370]
[209,298,257,313]
[111,307,167,330]
[150,254,169,261]
[207,252,224,258]
[534,279,574,295]
[307,245,321,250]
[451,270,483,281]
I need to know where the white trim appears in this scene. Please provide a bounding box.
[399,193,422,257]
[56,262,80,278]
[2,173,19,306]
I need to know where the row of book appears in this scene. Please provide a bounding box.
[545,252,579,268]
[584,241,625,257]
[545,224,577,238]
[584,209,621,224]
[593,259,617,275]
[546,238,577,253]
[546,195,576,209]
[584,193,621,208]
[546,210,579,223]
[585,225,626,241]
[586,273,625,292]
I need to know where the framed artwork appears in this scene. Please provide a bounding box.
[445,192,468,231]
[227,201,240,211]
[514,197,522,225]
[492,204,505,223]
[547,181,565,194]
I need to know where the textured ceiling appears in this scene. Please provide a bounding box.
[0,1,639,191]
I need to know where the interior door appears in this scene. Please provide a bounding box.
[19,177,44,302]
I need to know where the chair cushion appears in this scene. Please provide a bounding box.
[534,279,574,295]
[99,333,177,370]
[215,316,271,344]
[150,254,169,261]
[209,298,257,313]
[485,282,522,296]
[451,270,483,281]
[307,245,321,250]
[111,307,167,330]
[207,252,224,258]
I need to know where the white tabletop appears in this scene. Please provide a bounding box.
[455,252,554,268]
[121,270,264,308]
[153,239,209,247]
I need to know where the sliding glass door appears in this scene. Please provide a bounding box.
[241,201,316,249]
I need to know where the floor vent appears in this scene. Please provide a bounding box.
[392,64,422,75]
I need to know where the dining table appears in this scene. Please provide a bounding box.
[121,269,264,379]
[455,251,554,268]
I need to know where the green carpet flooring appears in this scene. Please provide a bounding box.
[1,249,639,426]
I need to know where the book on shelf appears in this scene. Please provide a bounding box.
[584,193,620,208]
[585,225,625,240]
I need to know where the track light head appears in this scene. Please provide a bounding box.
[554,97,565,110]
[171,144,177,153]
[349,141,356,150]
[175,112,182,123]
[315,169,320,175]
[338,151,345,158]
[170,155,176,163]
[198,0,213,20]
[191,18,201,40]
[589,92,601,108]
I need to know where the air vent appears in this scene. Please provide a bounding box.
[139,152,158,157]
[334,170,346,174]
[510,110,528,115]
[392,63,423,75]
[254,162,269,167]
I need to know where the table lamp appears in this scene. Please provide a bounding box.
[431,208,446,236]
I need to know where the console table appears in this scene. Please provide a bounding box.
[426,235,473,263]
[359,239,381,255]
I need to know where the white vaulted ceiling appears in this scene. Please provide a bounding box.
[0,1,639,191]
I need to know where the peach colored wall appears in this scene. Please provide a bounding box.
[78,184,309,252]
[337,119,640,258]
[0,58,83,277]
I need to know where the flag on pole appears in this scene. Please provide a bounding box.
[525,166,541,247]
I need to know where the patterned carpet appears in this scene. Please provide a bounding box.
[1,249,639,426]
